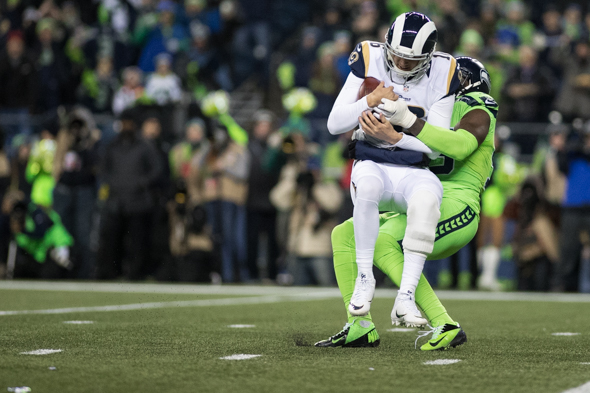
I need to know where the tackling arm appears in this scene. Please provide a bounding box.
[406,109,490,161]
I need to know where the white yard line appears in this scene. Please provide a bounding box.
[3,281,590,302]
[562,381,590,393]
[0,294,333,316]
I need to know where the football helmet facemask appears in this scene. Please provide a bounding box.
[456,56,491,95]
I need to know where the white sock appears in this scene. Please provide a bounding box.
[481,246,500,281]
[353,196,378,280]
[353,176,383,280]
[399,251,427,297]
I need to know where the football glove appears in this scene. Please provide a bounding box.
[377,98,417,129]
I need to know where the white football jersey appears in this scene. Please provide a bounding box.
[347,40,461,146]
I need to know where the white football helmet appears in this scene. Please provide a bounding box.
[384,12,438,84]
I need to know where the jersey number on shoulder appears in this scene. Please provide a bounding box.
[430,155,455,175]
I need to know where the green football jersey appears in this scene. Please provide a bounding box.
[428,91,497,215]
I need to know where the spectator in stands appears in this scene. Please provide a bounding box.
[309,42,341,119]
[495,1,535,64]
[563,4,584,42]
[555,126,590,292]
[533,6,564,77]
[138,0,189,73]
[479,2,499,47]
[232,0,272,85]
[292,27,320,88]
[145,53,182,106]
[33,18,69,113]
[176,21,232,92]
[0,31,35,150]
[434,0,466,53]
[96,109,163,280]
[245,110,280,282]
[333,31,352,84]
[513,177,558,291]
[554,40,590,121]
[53,107,100,279]
[502,45,556,123]
[351,0,379,40]
[113,66,145,116]
[78,56,119,114]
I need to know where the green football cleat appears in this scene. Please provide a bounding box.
[417,323,467,351]
[315,319,380,348]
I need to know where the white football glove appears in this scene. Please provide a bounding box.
[50,246,73,270]
[377,98,417,129]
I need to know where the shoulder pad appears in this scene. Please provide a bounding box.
[459,92,499,118]
[348,41,374,79]
[431,53,461,98]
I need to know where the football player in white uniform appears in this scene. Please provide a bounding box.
[326,12,461,326]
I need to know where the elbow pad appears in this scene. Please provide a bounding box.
[417,122,479,161]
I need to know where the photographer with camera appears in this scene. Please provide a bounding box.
[554,124,590,291]
[3,191,73,279]
[162,118,219,282]
[52,106,100,278]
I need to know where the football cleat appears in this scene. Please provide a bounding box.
[391,291,428,328]
[315,319,380,348]
[416,323,467,351]
[348,274,376,316]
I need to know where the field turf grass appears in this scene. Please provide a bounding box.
[1,282,590,393]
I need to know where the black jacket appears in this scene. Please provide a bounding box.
[0,51,36,109]
[101,133,163,214]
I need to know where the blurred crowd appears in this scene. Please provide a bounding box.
[0,0,589,291]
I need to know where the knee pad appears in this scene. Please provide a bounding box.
[353,175,384,205]
[402,191,441,255]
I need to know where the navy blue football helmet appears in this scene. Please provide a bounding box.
[456,56,491,95]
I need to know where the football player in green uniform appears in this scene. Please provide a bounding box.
[315,57,497,351]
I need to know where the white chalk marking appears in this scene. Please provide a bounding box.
[423,359,461,366]
[227,324,255,328]
[3,281,590,303]
[20,349,62,355]
[580,363,590,365]
[219,354,261,360]
[561,381,590,393]
[63,320,94,324]
[552,332,581,336]
[387,328,415,332]
[0,294,332,316]
[48,366,57,370]
[368,367,375,371]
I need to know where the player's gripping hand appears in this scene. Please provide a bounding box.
[359,111,402,144]
[366,82,397,108]
[378,98,417,129]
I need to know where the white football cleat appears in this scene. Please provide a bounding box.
[348,274,376,316]
[391,291,428,328]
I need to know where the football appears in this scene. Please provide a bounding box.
[357,77,381,100]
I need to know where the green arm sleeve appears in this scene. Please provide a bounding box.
[218,113,248,146]
[416,122,479,161]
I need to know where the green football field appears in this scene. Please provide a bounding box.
[1,281,590,393]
